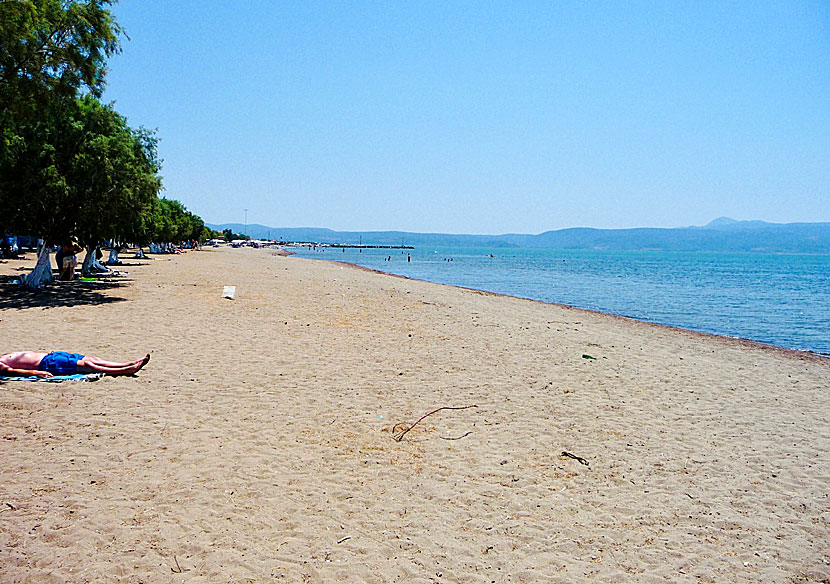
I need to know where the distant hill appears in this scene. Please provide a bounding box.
[700,217,776,230]
[207,219,830,253]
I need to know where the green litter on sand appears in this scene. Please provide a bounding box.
[582,354,596,360]
[80,277,97,282]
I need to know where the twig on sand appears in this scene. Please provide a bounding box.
[171,555,189,573]
[561,451,590,466]
[440,431,473,441]
[337,536,351,544]
[393,405,478,442]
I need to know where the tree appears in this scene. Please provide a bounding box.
[146,198,207,246]
[222,228,249,241]
[0,96,77,286]
[67,98,161,275]
[0,96,162,283]
[0,3,211,283]
[0,0,124,287]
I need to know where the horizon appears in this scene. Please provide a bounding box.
[207,216,828,237]
[105,2,829,233]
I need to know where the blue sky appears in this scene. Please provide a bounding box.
[103,1,829,234]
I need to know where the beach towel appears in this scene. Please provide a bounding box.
[0,373,103,383]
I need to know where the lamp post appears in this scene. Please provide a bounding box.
[244,209,248,238]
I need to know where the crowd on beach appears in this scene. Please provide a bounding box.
[31,239,204,281]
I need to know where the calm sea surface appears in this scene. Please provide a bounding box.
[288,246,830,356]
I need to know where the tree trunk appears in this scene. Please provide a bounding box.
[81,245,95,277]
[23,242,53,289]
[92,252,109,272]
[82,246,110,276]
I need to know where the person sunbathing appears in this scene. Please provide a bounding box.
[0,351,150,378]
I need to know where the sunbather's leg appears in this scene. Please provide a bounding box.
[76,363,135,374]
[83,356,140,368]
[77,354,150,376]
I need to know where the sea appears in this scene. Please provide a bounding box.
[287,245,830,356]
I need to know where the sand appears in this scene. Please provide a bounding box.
[0,246,828,583]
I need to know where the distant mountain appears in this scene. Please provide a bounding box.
[704,216,742,229]
[207,219,830,253]
[701,217,800,231]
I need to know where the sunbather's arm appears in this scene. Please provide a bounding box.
[0,364,53,378]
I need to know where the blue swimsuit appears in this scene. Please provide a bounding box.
[37,352,85,375]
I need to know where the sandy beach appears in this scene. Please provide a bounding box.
[1,246,828,583]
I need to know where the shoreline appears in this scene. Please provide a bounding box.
[293,255,830,364]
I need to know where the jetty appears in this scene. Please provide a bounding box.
[286,243,414,250]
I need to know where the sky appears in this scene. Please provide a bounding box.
[102,1,830,234]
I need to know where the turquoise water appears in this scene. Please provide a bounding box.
[289,246,830,355]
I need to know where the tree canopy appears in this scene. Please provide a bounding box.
[69,96,162,248]
[0,94,161,246]
[149,198,207,245]
[1,1,211,287]
[222,228,249,241]
[0,0,122,116]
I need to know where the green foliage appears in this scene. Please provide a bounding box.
[149,198,206,243]
[0,96,162,245]
[203,227,222,240]
[0,0,129,244]
[222,228,249,241]
[0,96,77,242]
[0,0,122,117]
[70,97,162,247]
[0,0,210,268]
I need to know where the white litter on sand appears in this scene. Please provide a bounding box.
[222,286,236,299]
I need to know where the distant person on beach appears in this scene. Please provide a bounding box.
[0,351,150,378]
[55,240,82,280]
[0,235,16,259]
